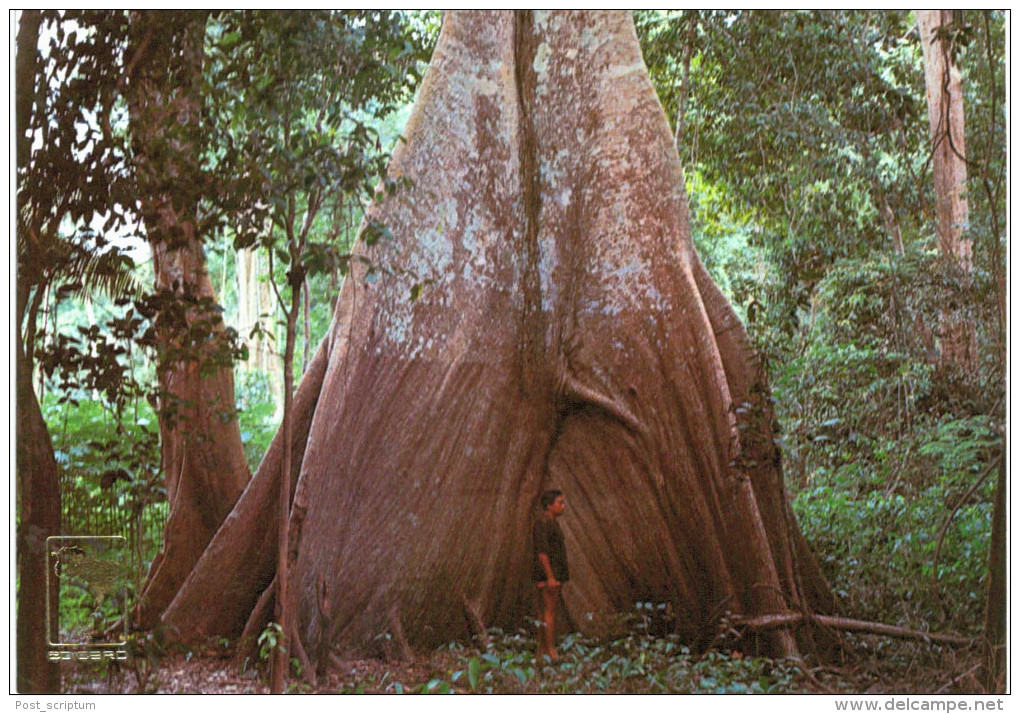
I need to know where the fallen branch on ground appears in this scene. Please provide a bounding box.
[934,664,983,694]
[732,613,975,647]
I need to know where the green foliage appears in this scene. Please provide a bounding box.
[777,247,1002,632]
[206,11,428,254]
[258,622,285,662]
[775,249,1002,636]
[22,17,437,631]
[639,10,928,278]
[201,10,434,395]
[43,393,166,574]
[235,370,280,470]
[132,290,247,384]
[686,170,759,320]
[638,9,1005,644]
[795,458,993,633]
[384,626,803,695]
[638,9,1005,363]
[773,245,1002,478]
[17,10,138,341]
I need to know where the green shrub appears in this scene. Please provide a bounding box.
[404,623,803,695]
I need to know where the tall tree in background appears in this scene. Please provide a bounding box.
[163,11,832,668]
[640,11,928,318]
[143,11,430,688]
[916,10,974,369]
[235,246,283,416]
[124,11,251,628]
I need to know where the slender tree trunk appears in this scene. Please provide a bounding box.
[881,196,905,256]
[916,9,975,369]
[125,11,250,628]
[981,457,1006,692]
[270,284,301,692]
[303,279,312,375]
[16,347,62,693]
[674,12,695,156]
[16,10,61,693]
[164,11,831,663]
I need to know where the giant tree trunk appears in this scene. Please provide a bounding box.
[126,11,250,628]
[916,10,975,369]
[164,11,831,662]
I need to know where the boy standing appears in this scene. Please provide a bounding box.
[533,489,568,661]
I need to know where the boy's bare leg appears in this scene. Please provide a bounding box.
[539,584,561,661]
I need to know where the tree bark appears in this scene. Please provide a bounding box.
[162,337,330,638]
[125,11,250,629]
[270,276,302,692]
[981,457,1006,692]
[164,11,831,663]
[16,11,61,693]
[16,9,44,348]
[916,9,975,369]
[16,347,62,693]
[16,10,42,175]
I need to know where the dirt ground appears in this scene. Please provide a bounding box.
[61,638,987,695]
[64,649,483,695]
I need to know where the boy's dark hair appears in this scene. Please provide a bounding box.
[540,489,563,510]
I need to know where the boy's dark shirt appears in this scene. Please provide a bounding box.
[532,515,569,582]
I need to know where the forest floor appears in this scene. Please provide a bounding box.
[61,633,986,695]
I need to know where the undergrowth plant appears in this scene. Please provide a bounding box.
[374,622,804,695]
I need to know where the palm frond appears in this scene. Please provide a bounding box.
[18,224,142,304]
[67,246,141,303]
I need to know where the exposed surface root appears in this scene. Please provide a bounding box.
[733,613,975,648]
